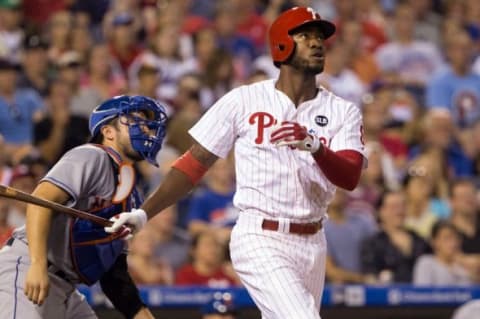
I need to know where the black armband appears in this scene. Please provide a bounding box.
[100,254,146,319]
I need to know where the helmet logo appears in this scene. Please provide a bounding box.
[306,7,317,19]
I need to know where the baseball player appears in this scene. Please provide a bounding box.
[0,95,167,319]
[107,7,366,319]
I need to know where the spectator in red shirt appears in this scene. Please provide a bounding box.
[175,230,237,287]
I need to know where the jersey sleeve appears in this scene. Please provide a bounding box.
[329,102,367,160]
[40,146,113,206]
[188,89,239,158]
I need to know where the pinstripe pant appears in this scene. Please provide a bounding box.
[230,211,326,319]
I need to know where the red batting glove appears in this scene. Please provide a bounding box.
[270,121,322,153]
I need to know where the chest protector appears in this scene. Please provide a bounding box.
[69,145,143,285]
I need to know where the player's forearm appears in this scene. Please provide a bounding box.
[26,205,52,265]
[312,148,363,190]
[142,144,218,219]
[141,168,195,219]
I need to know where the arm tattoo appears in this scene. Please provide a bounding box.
[190,143,219,168]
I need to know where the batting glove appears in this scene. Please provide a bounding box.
[270,121,321,153]
[104,208,147,238]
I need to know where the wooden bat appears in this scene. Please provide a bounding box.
[0,184,112,227]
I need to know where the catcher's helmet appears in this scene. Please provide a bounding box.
[269,6,336,66]
[89,95,167,166]
[202,292,237,315]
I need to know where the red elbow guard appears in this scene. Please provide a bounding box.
[172,150,208,185]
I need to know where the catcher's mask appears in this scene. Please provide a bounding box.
[89,95,168,166]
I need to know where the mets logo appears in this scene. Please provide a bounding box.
[315,115,328,126]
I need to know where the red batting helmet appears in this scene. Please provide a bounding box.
[269,7,336,65]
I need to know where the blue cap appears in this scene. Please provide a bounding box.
[202,292,237,315]
[112,12,134,26]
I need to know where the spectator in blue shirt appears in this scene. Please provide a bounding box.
[0,58,44,161]
[426,29,480,128]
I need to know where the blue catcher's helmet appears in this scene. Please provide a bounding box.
[202,292,237,316]
[89,95,167,166]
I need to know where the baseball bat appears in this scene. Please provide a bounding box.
[0,184,112,227]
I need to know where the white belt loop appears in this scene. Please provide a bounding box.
[277,217,290,233]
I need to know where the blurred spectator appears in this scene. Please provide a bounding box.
[201,291,238,319]
[403,169,439,239]
[318,42,366,106]
[407,151,450,219]
[333,0,387,53]
[0,58,44,161]
[70,25,93,62]
[72,44,126,118]
[186,157,237,244]
[0,135,13,184]
[231,0,268,56]
[345,141,398,223]
[407,0,441,45]
[413,221,472,286]
[0,0,24,62]
[127,225,174,285]
[336,20,380,85]
[201,49,236,110]
[5,163,36,227]
[171,72,203,117]
[45,10,73,63]
[130,23,194,101]
[0,198,13,247]
[17,33,50,97]
[427,30,480,128]
[175,230,237,287]
[22,0,67,27]
[361,190,431,283]
[149,205,191,272]
[324,190,377,284]
[34,80,89,164]
[213,3,255,82]
[449,179,480,254]
[107,12,143,74]
[411,109,474,178]
[55,50,84,97]
[375,3,444,103]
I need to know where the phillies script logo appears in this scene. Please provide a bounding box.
[249,112,277,144]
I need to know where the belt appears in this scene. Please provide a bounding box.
[6,238,72,284]
[261,219,323,235]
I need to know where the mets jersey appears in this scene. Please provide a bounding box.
[12,144,141,282]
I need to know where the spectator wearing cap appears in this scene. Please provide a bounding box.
[107,12,143,74]
[17,33,50,97]
[55,50,83,97]
[128,53,173,115]
[0,58,44,159]
[0,0,23,62]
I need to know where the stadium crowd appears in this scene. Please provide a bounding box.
[1,0,480,289]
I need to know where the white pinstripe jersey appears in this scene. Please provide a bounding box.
[189,79,366,221]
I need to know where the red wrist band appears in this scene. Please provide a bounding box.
[172,150,208,185]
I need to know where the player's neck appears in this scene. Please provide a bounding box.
[275,71,318,106]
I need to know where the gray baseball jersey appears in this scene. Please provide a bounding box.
[0,144,135,319]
